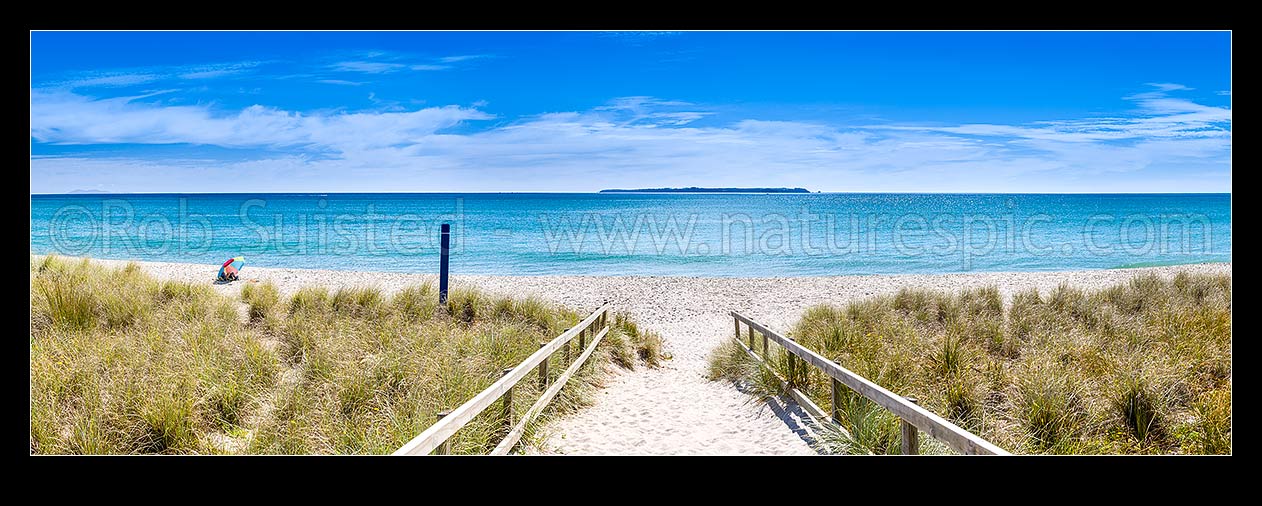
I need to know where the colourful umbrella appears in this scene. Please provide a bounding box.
[218,256,245,280]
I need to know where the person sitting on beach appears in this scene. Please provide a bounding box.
[217,265,239,283]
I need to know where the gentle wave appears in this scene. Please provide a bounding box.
[29,193,1231,277]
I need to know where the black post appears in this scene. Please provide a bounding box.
[439,223,450,304]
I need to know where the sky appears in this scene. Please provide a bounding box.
[29,31,1231,193]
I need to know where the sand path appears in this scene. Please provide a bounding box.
[66,257,1229,455]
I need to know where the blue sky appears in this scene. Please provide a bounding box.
[30,31,1231,193]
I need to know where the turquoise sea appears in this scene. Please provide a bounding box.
[29,193,1230,277]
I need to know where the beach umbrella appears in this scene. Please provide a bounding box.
[219,256,245,279]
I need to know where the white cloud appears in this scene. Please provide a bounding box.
[1146,82,1193,92]
[30,90,494,153]
[438,55,490,63]
[175,61,264,80]
[317,79,366,86]
[28,86,1232,193]
[329,61,408,74]
[598,96,693,111]
[56,73,161,88]
[593,96,712,126]
[329,53,481,74]
[329,61,453,73]
[875,84,1230,148]
[40,61,266,89]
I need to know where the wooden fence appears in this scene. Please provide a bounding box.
[393,302,611,456]
[730,311,1009,455]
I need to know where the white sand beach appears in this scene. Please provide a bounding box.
[63,257,1231,455]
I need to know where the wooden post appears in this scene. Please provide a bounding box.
[831,365,843,424]
[435,411,452,455]
[748,326,755,350]
[786,337,797,388]
[901,397,920,455]
[734,318,741,343]
[577,326,587,371]
[500,368,513,434]
[538,342,549,390]
[762,332,768,357]
[438,223,450,305]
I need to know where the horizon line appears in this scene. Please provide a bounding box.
[30,190,1233,196]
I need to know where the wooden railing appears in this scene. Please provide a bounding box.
[393,302,611,456]
[730,311,1009,456]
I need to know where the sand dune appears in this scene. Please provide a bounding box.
[63,257,1230,455]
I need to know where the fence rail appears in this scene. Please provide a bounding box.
[730,311,1009,456]
[393,302,610,456]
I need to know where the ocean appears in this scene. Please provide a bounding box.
[29,193,1231,277]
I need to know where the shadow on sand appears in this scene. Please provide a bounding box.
[734,381,830,454]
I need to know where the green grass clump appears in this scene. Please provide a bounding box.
[289,286,330,315]
[36,275,97,330]
[829,396,902,455]
[602,312,665,370]
[242,281,281,322]
[1186,385,1231,454]
[1014,361,1087,451]
[31,256,653,455]
[331,286,384,317]
[706,339,756,382]
[707,272,1231,455]
[445,287,482,323]
[1108,364,1172,443]
[391,284,434,320]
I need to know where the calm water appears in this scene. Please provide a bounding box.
[29,193,1230,277]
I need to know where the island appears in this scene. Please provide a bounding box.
[599,187,811,194]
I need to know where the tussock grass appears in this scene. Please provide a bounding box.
[706,339,755,382]
[1186,385,1231,454]
[386,283,428,317]
[606,313,664,370]
[242,281,281,322]
[290,286,331,315]
[30,256,659,454]
[1013,360,1088,451]
[31,256,274,454]
[707,272,1231,455]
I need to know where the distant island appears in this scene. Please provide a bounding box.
[600,187,811,194]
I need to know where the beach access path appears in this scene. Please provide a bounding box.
[75,257,1230,455]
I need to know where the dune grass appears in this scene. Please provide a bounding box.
[707,273,1231,455]
[30,255,661,454]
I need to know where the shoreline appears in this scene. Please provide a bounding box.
[28,253,1232,285]
[31,255,1232,455]
[32,191,1234,195]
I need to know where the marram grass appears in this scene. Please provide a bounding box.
[30,255,661,454]
[708,273,1231,455]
